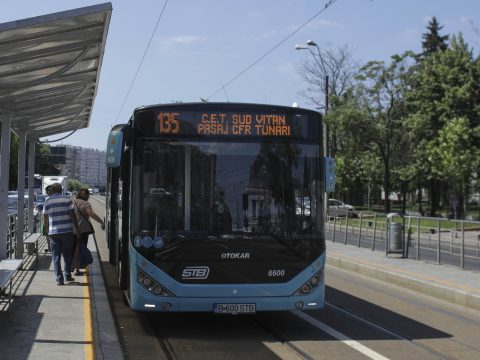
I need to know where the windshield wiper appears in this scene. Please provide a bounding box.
[154,241,187,259]
[272,235,309,260]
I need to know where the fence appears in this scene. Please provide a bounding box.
[325,210,480,271]
[4,209,29,259]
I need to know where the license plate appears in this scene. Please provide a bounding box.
[213,303,256,314]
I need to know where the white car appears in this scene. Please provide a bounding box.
[328,199,357,218]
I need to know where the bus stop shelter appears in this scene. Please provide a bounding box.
[0,3,112,260]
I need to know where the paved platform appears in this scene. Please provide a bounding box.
[1,234,479,359]
[326,240,480,311]
[0,235,123,360]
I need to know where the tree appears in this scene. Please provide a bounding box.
[35,143,60,176]
[405,34,480,216]
[296,44,357,157]
[427,118,480,218]
[346,55,412,213]
[421,17,449,57]
[326,90,382,207]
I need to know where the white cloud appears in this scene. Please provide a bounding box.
[158,35,206,48]
[309,19,342,28]
[247,29,278,41]
[277,61,294,73]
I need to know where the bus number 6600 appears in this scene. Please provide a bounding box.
[268,269,285,277]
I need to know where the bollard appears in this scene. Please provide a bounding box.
[416,217,420,260]
[332,212,337,242]
[344,215,349,245]
[461,222,465,269]
[357,212,363,247]
[437,219,441,264]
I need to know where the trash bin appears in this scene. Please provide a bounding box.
[387,213,403,253]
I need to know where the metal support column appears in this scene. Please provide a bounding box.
[184,146,191,231]
[16,130,27,259]
[323,75,329,222]
[27,139,35,232]
[0,107,12,260]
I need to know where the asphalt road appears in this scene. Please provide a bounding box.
[91,196,480,360]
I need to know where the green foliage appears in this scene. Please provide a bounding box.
[421,16,449,56]
[405,33,480,202]
[67,179,86,192]
[35,143,60,176]
[426,117,480,193]
[312,19,479,217]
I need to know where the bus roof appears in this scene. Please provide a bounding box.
[132,102,320,117]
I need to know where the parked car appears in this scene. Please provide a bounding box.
[7,195,29,215]
[328,199,357,218]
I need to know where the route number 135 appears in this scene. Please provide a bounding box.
[157,112,180,134]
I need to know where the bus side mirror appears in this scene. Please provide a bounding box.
[106,130,124,168]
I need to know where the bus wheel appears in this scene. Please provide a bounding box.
[118,257,129,289]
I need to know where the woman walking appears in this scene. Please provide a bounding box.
[73,188,105,275]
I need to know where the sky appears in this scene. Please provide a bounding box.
[1,0,479,151]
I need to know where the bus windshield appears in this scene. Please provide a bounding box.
[132,139,324,263]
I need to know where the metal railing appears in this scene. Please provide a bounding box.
[325,210,480,271]
[4,209,29,259]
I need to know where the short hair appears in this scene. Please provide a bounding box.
[50,183,63,194]
[76,188,90,200]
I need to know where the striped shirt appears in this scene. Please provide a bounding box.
[44,194,74,235]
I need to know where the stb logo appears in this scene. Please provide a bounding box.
[181,266,210,280]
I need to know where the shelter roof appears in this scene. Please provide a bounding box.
[0,3,111,140]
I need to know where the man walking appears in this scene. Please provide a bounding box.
[43,183,81,285]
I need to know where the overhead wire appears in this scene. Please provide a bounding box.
[205,0,339,101]
[114,0,169,124]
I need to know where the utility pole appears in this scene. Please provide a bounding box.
[324,74,329,155]
[324,75,329,220]
[295,41,331,220]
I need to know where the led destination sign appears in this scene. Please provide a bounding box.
[156,111,293,137]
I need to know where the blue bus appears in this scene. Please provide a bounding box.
[105,102,326,313]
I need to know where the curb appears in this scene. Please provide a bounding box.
[89,237,125,360]
[326,254,480,312]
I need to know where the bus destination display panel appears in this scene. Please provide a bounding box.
[135,109,319,140]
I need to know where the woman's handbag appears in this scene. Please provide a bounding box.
[72,241,93,269]
[75,201,95,235]
[85,220,95,235]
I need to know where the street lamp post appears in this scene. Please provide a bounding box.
[295,40,330,219]
[295,41,329,156]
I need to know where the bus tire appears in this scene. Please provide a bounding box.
[118,253,128,289]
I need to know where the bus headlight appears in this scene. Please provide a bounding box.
[137,269,175,297]
[294,269,324,296]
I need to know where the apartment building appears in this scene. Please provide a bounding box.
[51,145,107,188]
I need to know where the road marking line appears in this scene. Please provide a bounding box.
[293,311,391,360]
[84,268,95,360]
